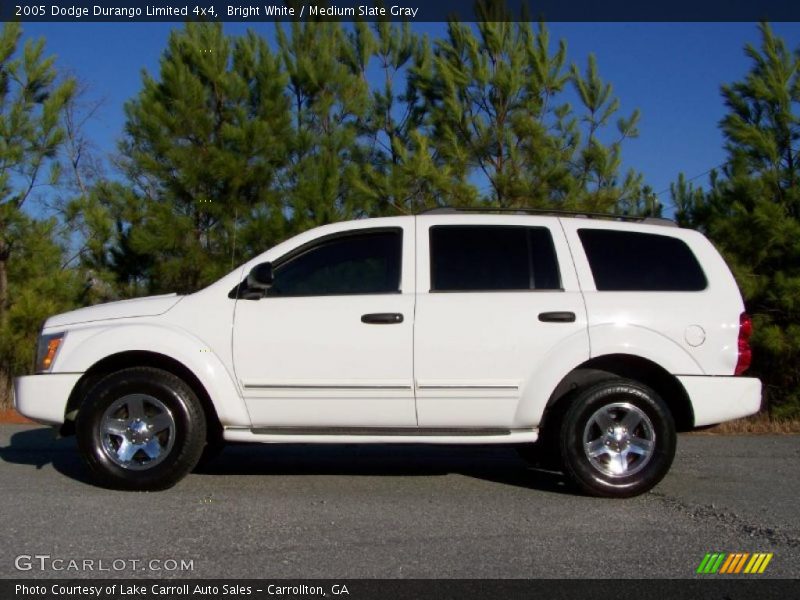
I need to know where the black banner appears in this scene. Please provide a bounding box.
[3,0,800,23]
[3,579,800,600]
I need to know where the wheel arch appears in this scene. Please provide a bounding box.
[540,354,695,435]
[61,351,223,442]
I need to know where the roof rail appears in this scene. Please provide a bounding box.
[419,206,677,226]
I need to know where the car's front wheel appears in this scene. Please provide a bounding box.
[560,379,676,498]
[76,367,206,490]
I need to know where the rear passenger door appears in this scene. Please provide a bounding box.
[413,217,588,429]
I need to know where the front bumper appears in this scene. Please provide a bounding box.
[13,373,82,425]
[677,375,762,427]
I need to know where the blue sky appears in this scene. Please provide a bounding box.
[18,21,800,212]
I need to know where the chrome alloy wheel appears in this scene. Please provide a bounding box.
[99,394,176,471]
[582,402,656,478]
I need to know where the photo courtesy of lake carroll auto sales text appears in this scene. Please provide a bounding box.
[15,584,349,596]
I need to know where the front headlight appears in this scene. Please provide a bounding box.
[35,332,65,373]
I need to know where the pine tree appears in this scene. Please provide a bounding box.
[351,22,473,214]
[569,54,645,212]
[275,19,373,229]
[66,180,153,300]
[411,10,648,211]
[673,22,800,417]
[0,23,78,405]
[117,23,292,293]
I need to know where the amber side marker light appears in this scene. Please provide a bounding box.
[43,339,61,368]
[35,333,65,372]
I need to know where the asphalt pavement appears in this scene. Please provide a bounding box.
[0,424,798,579]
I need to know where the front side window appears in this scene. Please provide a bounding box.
[268,229,402,297]
[578,229,707,291]
[429,226,562,292]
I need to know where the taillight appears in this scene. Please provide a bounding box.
[735,312,752,375]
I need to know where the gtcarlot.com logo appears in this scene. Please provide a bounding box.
[696,552,773,574]
[14,554,194,572]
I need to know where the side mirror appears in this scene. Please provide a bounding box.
[247,262,274,293]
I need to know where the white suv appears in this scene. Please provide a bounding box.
[14,210,761,497]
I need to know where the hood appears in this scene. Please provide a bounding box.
[45,294,184,329]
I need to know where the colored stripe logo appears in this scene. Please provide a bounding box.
[696,552,773,574]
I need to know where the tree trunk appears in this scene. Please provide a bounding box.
[0,369,9,410]
[0,243,8,325]
[0,242,9,409]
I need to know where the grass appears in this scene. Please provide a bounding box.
[693,412,800,435]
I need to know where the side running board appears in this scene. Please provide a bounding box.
[249,427,512,437]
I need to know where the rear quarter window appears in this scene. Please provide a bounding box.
[578,229,707,291]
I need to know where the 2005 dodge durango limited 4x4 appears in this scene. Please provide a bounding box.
[14,210,761,497]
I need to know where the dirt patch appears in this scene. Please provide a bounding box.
[0,408,35,425]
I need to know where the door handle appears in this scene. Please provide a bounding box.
[538,311,576,323]
[361,313,404,324]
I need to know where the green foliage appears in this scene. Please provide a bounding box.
[275,19,371,228]
[0,218,82,375]
[410,16,650,212]
[673,23,800,418]
[66,180,152,300]
[88,19,650,297]
[353,22,468,214]
[0,23,78,402]
[113,23,293,293]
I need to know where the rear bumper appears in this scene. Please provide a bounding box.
[677,375,762,427]
[13,373,82,426]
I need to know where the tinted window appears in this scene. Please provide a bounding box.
[430,226,561,292]
[578,229,707,291]
[529,228,562,290]
[269,230,402,296]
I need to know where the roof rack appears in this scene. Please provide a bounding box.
[419,206,677,227]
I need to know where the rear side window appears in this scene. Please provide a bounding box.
[430,226,561,292]
[578,229,707,291]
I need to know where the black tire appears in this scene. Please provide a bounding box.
[560,379,676,498]
[76,367,206,490]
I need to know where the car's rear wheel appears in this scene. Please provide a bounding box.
[560,379,676,498]
[76,367,206,490]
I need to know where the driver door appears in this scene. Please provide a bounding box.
[232,222,417,428]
